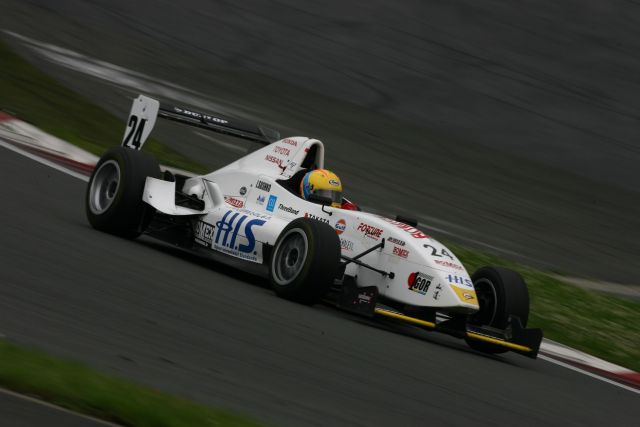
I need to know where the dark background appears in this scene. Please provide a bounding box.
[1,2,639,426]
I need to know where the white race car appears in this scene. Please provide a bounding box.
[86,95,543,358]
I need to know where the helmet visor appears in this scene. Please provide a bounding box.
[314,188,342,205]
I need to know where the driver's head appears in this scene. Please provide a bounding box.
[300,169,342,208]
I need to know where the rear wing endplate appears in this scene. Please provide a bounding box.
[122,94,279,150]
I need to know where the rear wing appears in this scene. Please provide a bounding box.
[121,94,279,150]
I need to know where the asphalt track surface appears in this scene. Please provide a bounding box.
[0,389,115,427]
[1,148,639,426]
[1,0,640,285]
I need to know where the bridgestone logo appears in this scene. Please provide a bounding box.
[278,204,299,215]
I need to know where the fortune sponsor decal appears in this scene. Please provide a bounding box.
[357,222,383,240]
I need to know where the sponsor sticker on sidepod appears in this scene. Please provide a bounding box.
[194,221,214,246]
[224,196,245,208]
[357,222,383,240]
[213,210,266,263]
[407,272,433,296]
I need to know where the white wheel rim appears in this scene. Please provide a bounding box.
[89,160,121,215]
[272,228,308,286]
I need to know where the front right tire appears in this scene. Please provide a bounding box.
[465,266,531,354]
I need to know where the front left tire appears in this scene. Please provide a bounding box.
[269,218,341,304]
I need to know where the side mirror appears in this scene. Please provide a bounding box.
[395,215,418,227]
[308,193,333,206]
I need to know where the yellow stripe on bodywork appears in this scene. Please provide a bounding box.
[465,332,532,352]
[374,308,533,353]
[374,308,436,329]
[450,285,479,306]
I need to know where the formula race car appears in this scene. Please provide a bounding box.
[86,95,543,358]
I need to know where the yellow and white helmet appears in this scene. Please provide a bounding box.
[300,169,342,208]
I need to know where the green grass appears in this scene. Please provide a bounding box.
[446,240,640,372]
[0,39,207,174]
[0,340,265,427]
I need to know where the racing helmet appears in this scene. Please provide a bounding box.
[300,169,343,208]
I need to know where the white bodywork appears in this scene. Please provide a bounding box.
[144,135,479,313]
[125,94,479,313]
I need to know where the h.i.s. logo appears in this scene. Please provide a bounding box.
[213,210,266,262]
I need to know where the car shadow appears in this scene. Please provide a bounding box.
[135,235,270,289]
[135,233,530,368]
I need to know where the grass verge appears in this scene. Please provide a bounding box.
[446,240,640,372]
[0,39,207,174]
[0,340,265,427]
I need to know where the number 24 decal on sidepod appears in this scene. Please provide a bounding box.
[423,244,453,260]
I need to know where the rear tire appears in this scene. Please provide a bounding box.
[269,218,341,304]
[465,266,530,354]
[86,146,161,238]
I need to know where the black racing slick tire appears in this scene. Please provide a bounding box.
[269,218,341,305]
[85,146,161,238]
[465,266,530,354]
